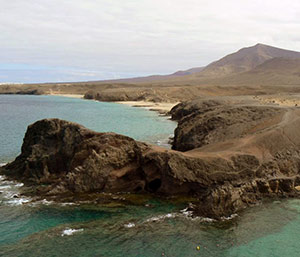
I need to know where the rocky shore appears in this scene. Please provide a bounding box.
[2,99,300,219]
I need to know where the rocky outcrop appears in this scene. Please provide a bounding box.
[2,119,247,199]
[170,100,284,151]
[1,89,43,95]
[84,88,173,103]
[2,102,300,219]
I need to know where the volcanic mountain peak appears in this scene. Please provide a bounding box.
[198,43,300,77]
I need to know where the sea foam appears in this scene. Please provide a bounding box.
[124,223,136,228]
[0,174,31,206]
[143,207,237,224]
[61,228,84,236]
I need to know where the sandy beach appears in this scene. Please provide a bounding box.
[116,101,179,114]
[47,93,84,99]
[45,93,178,114]
[46,94,178,114]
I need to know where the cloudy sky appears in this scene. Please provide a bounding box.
[1,0,300,83]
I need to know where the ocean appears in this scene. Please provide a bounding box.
[0,95,176,163]
[1,95,300,257]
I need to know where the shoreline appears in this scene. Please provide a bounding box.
[115,101,179,114]
[2,93,178,149]
[44,94,179,114]
[46,93,84,99]
[35,94,178,149]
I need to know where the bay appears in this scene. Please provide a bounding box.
[0,95,176,163]
[1,95,300,257]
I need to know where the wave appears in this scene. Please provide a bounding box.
[124,223,136,228]
[221,214,238,221]
[0,174,31,206]
[143,207,238,224]
[59,202,77,206]
[61,228,84,236]
[145,213,177,223]
[7,198,30,206]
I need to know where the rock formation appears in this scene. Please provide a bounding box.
[2,99,300,218]
[170,99,284,151]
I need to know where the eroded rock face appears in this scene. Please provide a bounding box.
[2,119,150,194]
[171,101,284,151]
[1,119,240,198]
[2,108,300,219]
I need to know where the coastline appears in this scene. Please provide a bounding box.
[44,93,178,114]
[115,101,179,114]
[3,93,177,149]
[46,93,84,99]
[2,94,300,220]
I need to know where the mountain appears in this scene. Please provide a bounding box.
[211,57,300,86]
[247,57,300,75]
[1,43,300,100]
[195,43,300,77]
[95,66,205,84]
[80,43,300,85]
[100,43,300,84]
[171,67,204,76]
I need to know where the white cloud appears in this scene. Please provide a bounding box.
[0,0,300,82]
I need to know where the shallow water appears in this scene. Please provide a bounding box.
[1,95,300,256]
[0,95,176,163]
[1,193,300,257]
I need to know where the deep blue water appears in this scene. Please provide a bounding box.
[1,95,300,257]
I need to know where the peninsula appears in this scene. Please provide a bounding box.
[2,43,300,218]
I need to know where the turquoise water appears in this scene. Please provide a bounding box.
[1,95,300,256]
[0,95,176,163]
[1,197,300,257]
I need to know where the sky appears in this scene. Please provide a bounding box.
[1,0,300,83]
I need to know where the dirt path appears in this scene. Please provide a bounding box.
[182,107,300,161]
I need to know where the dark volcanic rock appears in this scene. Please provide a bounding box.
[84,89,167,103]
[170,99,223,120]
[2,114,300,219]
[3,89,43,95]
[171,100,284,151]
[1,119,238,198]
[2,119,151,194]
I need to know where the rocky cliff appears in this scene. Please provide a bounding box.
[170,99,284,151]
[2,100,300,218]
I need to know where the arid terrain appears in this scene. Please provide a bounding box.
[1,43,300,102]
[2,43,300,218]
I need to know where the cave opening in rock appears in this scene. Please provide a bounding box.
[148,178,162,192]
[134,186,143,192]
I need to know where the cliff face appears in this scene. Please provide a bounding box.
[170,100,284,151]
[2,100,300,219]
[2,119,244,197]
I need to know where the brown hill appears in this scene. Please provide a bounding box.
[248,57,300,74]
[196,43,300,77]
[110,43,300,85]
[171,67,204,76]
[105,44,300,83]
[1,43,300,100]
[210,58,300,86]
[95,66,205,84]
